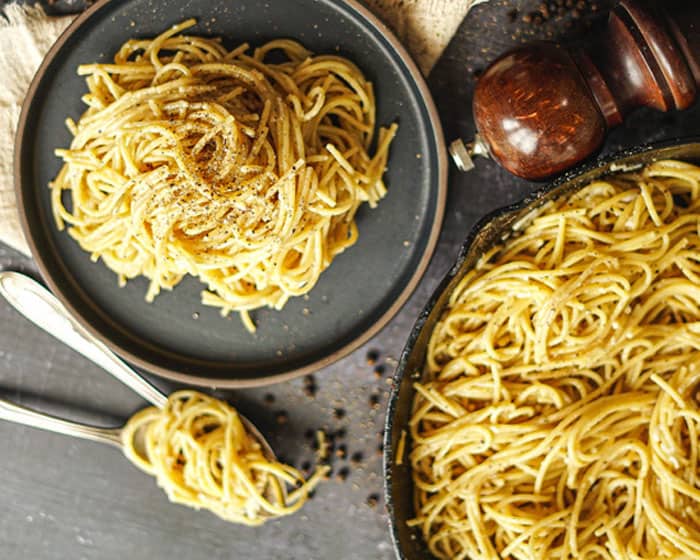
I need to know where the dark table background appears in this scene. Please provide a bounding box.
[1,0,697,558]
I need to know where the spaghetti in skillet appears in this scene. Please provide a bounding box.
[409,160,700,559]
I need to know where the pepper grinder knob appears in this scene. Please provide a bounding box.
[448,135,490,172]
[454,0,700,180]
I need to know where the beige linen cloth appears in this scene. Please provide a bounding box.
[0,0,486,256]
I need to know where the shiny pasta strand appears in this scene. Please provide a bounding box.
[411,160,700,559]
[51,19,397,332]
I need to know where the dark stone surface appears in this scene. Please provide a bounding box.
[2,0,700,558]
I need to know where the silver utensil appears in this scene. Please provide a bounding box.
[0,271,166,407]
[0,397,123,448]
[0,270,273,458]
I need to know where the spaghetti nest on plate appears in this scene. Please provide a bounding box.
[409,160,700,559]
[51,20,397,332]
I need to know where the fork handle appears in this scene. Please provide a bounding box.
[0,271,167,409]
[0,398,122,448]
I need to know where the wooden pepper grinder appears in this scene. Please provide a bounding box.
[451,0,700,180]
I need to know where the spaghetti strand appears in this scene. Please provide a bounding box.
[51,20,397,332]
[411,160,700,559]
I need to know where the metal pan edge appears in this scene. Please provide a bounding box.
[383,137,700,559]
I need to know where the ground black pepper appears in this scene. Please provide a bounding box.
[335,467,349,482]
[350,451,363,465]
[366,349,379,365]
[302,374,318,398]
[303,384,318,398]
[333,407,346,420]
[334,427,347,440]
[512,0,601,31]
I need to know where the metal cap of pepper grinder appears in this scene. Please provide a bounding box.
[449,134,490,171]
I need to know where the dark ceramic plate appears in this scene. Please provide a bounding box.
[15,0,446,387]
[383,139,700,559]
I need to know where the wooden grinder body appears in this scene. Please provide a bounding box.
[473,0,700,180]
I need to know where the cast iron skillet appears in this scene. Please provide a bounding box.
[15,0,446,387]
[383,139,700,559]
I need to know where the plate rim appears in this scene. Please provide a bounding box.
[14,0,448,388]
